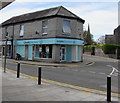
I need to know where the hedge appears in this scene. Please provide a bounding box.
[84,44,104,52]
[84,46,92,52]
[102,44,120,54]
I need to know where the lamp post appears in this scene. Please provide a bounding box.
[4,38,8,73]
[3,34,13,73]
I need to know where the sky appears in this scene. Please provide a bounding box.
[0,0,119,41]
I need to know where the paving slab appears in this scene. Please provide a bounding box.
[1,69,119,102]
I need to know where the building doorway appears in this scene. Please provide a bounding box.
[28,45,33,60]
[60,46,66,61]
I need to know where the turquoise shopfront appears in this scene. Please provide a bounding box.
[14,38,84,46]
[14,38,84,62]
[66,45,72,61]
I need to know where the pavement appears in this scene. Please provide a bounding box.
[1,54,96,68]
[0,55,120,102]
[1,68,119,102]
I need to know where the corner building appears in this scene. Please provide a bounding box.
[2,6,85,62]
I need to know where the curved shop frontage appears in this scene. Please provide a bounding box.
[14,38,84,62]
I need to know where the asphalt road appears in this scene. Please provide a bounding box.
[1,55,119,93]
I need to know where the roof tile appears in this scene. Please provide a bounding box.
[2,6,85,26]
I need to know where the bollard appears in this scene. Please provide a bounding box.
[17,63,20,78]
[107,75,111,102]
[91,47,95,55]
[38,67,41,85]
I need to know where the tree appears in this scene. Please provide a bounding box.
[83,24,94,45]
[97,36,105,44]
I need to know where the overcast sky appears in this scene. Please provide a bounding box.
[0,0,119,41]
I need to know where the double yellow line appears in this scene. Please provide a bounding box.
[1,67,120,98]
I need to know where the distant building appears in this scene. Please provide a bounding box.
[1,6,85,62]
[0,0,15,56]
[105,34,115,44]
[105,25,120,44]
[114,25,120,44]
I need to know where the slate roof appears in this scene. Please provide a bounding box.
[0,0,15,10]
[114,25,120,32]
[2,6,85,26]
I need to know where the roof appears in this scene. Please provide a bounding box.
[2,6,85,26]
[105,34,114,38]
[0,0,15,10]
[114,25,120,31]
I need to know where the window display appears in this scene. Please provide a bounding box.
[35,45,52,58]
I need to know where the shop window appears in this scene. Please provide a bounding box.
[8,45,11,56]
[62,20,71,34]
[5,45,11,56]
[2,45,11,56]
[35,45,52,58]
[19,24,24,36]
[42,20,48,35]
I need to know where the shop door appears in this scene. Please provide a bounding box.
[28,45,33,60]
[60,46,66,61]
[66,46,72,62]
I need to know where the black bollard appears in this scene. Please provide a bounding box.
[17,63,20,78]
[38,67,41,85]
[107,75,111,102]
[91,47,95,55]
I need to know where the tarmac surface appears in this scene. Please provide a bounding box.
[0,55,120,102]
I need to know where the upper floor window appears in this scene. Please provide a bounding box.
[19,24,24,36]
[5,27,9,37]
[42,20,48,35]
[62,20,71,34]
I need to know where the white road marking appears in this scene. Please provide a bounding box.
[86,62,95,66]
[98,72,106,75]
[107,65,119,76]
[112,73,118,77]
[89,71,96,74]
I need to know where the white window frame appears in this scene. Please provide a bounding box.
[62,20,71,34]
[60,46,66,61]
[42,20,48,35]
[19,24,24,37]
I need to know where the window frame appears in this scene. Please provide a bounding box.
[19,24,24,37]
[62,20,71,34]
[42,20,48,35]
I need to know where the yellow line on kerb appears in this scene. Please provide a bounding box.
[1,67,120,98]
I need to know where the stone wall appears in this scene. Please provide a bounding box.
[84,47,119,59]
[95,48,109,57]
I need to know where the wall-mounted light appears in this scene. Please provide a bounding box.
[36,31,39,34]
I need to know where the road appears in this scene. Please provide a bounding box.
[1,55,119,93]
